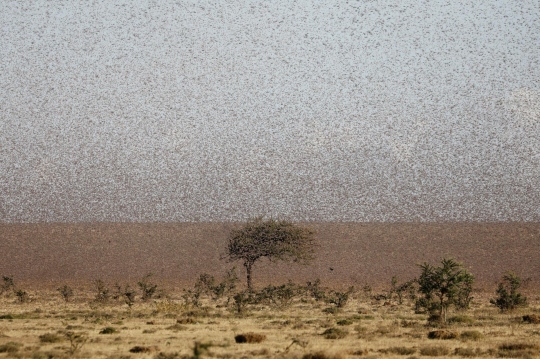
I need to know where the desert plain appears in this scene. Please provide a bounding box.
[0,222,539,358]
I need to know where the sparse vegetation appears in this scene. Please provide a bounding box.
[325,287,354,308]
[14,288,30,303]
[93,279,110,303]
[321,327,348,339]
[0,263,537,358]
[490,272,528,312]
[99,327,119,334]
[138,273,158,301]
[0,342,22,353]
[460,330,483,341]
[39,333,64,343]
[57,284,74,302]
[427,329,459,339]
[379,346,417,355]
[1,275,15,295]
[420,345,450,356]
[416,258,474,323]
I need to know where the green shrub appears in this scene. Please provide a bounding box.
[416,258,474,323]
[387,276,416,304]
[491,272,528,312]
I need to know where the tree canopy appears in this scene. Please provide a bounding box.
[225,217,316,290]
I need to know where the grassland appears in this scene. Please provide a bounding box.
[0,282,539,359]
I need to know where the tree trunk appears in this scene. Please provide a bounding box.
[244,261,254,292]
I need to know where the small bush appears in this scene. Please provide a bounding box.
[93,279,110,302]
[232,291,250,314]
[490,272,527,312]
[0,342,23,353]
[39,333,64,343]
[234,333,266,343]
[177,317,196,324]
[523,314,540,324]
[65,331,87,356]
[1,276,15,295]
[195,268,239,300]
[460,330,483,341]
[427,330,459,340]
[130,345,159,353]
[138,273,158,301]
[336,318,353,326]
[57,285,74,302]
[326,287,354,308]
[99,327,119,334]
[15,289,30,303]
[305,279,327,301]
[420,346,450,356]
[252,282,299,309]
[321,327,348,339]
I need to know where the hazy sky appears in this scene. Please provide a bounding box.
[1,0,539,222]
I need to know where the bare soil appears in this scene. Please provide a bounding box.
[1,222,539,288]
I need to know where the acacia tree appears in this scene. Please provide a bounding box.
[224,218,315,291]
[416,258,474,323]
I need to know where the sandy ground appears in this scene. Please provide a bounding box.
[0,222,539,288]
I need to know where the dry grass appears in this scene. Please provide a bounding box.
[0,284,538,358]
[427,329,459,339]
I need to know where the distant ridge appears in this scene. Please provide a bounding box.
[1,222,539,287]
